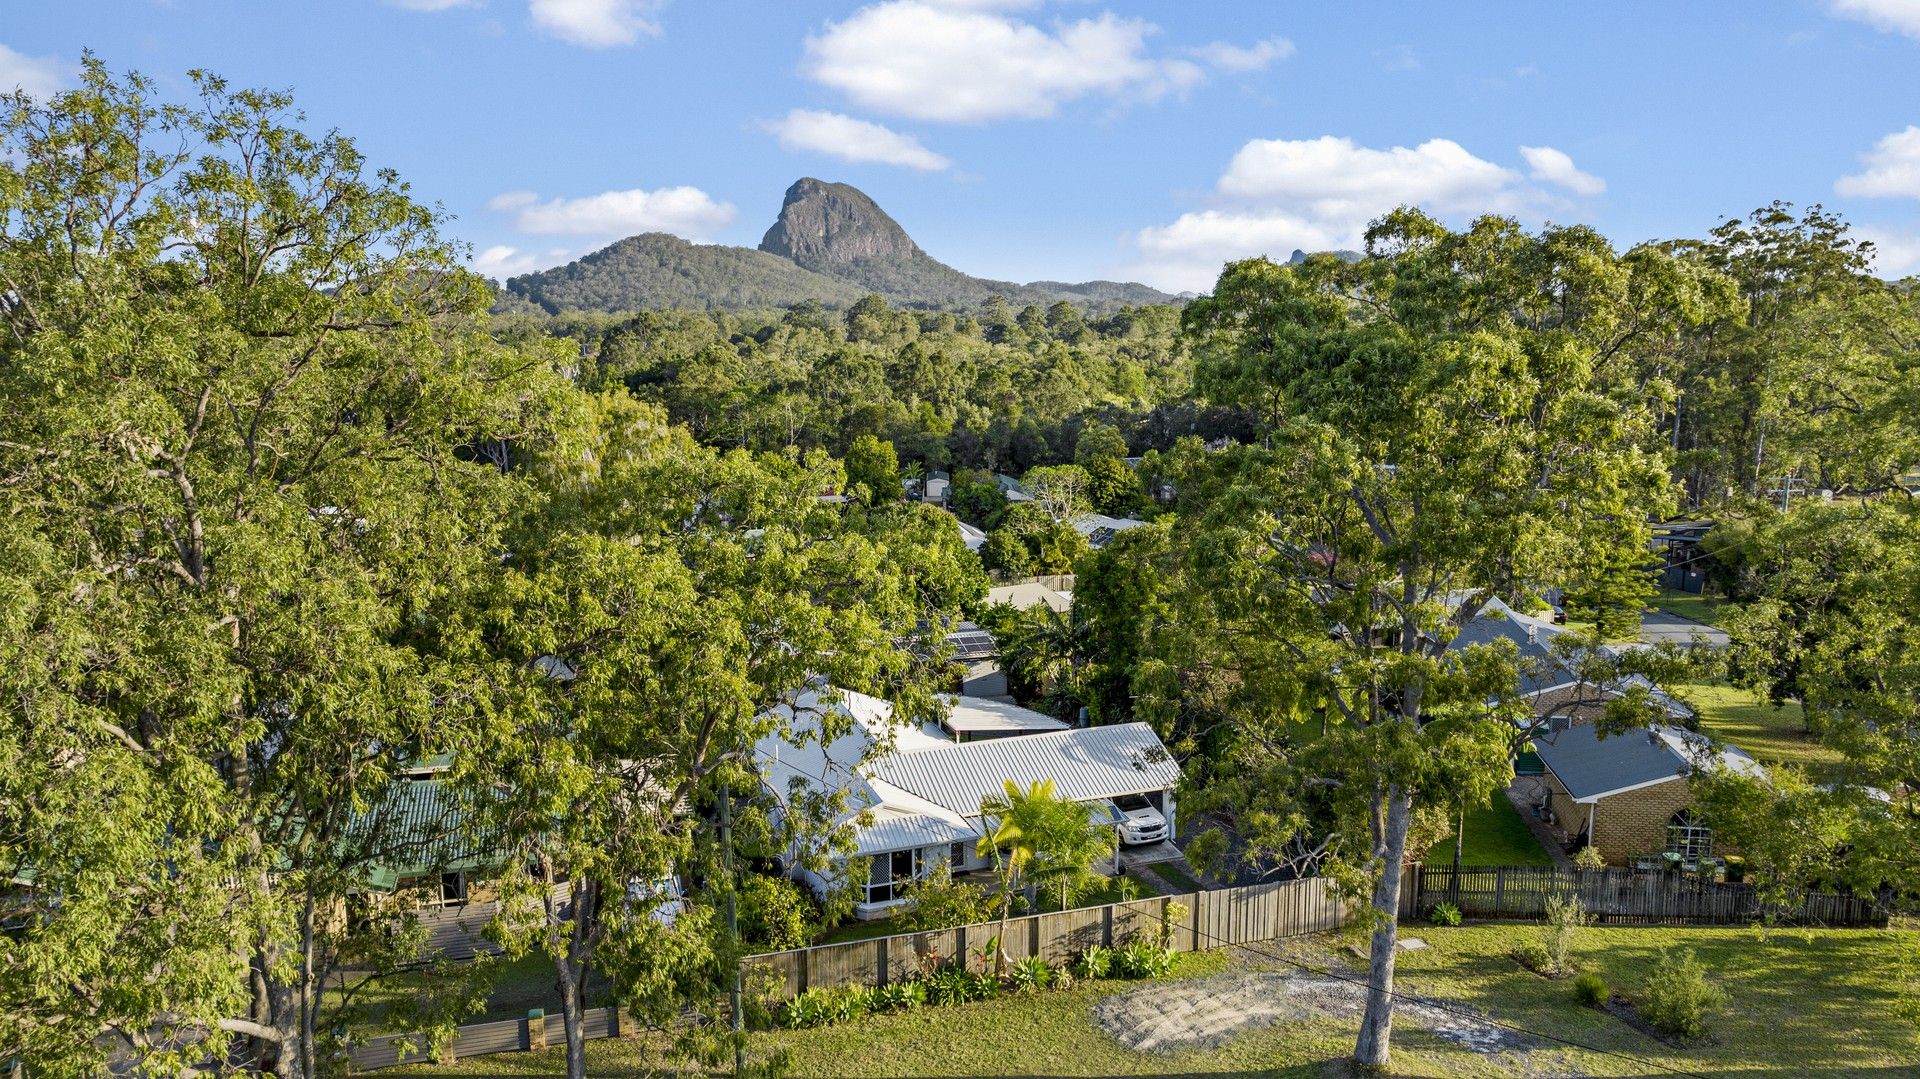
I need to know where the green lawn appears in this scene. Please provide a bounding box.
[395,925,1920,1077]
[1654,589,1726,627]
[1677,680,1845,779]
[1426,794,1553,867]
[351,953,602,1030]
[1148,861,1203,893]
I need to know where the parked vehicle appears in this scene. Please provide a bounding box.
[1111,794,1167,846]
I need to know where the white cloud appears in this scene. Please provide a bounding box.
[1520,145,1606,196]
[492,185,736,238]
[1830,0,1920,39]
[802,2,1208,123]
[1857,226,1920,277]
[1836,126,1920,198]
[469,243,588,279]
[1126,136,1597,293]
[0,43,68,99]
[530,0,665,47]
[1189,36,1294,73]
[761,109,951,171]
[1218,136,1522,216]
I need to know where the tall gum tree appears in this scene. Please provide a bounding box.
[0,64,569,1077]
[1179,210,1728,1067]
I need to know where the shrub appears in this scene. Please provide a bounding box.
[738,874,819,951]
[1049,966,1076,992]
[1541,893,1589,976]
[1573,972,1610,1007]
[1573,846,1607,870]
[780,985,869,1029]
[1113,940,1174,979]
[1426,902,1462,927]
[1639,948,1728,1040]
[966,970,1000,1000]
[925,966,973,1006]
[1513,939,1553,973]
[1074,944,1112,980]
[898,865,992,932]
[1008,955,1052,993]
[871,981,925,1012]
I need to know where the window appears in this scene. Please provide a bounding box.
[440,872,468,905]
[1666,810,1712,861]
[950,842,967,870]
[866,849,920,905]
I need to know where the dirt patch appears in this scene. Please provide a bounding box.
[1093,968,1592,1076]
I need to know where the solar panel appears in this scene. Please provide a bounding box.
[945,630,997,660]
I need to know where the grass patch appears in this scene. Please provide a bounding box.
[1655,589,1725,627]
[395,925,1920,1077]
[1677,680,1844,778]
[1427,794,1553,867]
[1148,861,1203,892]
[351,952,602,1031]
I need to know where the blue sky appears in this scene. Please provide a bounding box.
[7,1,1920,292]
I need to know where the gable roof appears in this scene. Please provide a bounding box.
[985,582,1071,612]
[1532,721,1764,802]
[1071,513,1146,549]
[868,721,1178,816]
[754,687,1180,856]
[1448,599,1568,696]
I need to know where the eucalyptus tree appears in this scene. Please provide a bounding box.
[1179,211,1727,1067]
[460,393,964,1079]
[0,63,569,1077]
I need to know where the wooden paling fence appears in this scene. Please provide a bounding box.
[348,877,1343,1071]
[745,876,1345,998]
[1403,864,1886,927]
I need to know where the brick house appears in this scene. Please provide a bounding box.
[1528,721,1765,866]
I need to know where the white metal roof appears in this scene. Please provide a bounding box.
[868,721,1179,817]
[985,582,1071,612]
[940,694,1070,735]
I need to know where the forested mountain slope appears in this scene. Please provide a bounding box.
[502,177,1174,314]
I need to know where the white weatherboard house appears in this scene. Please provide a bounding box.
[754,686,1180,919]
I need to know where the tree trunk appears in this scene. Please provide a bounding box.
[558,968,587,1079]
[1353,785,1413,1069]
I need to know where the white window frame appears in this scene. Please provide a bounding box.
[1666,811,1712,861]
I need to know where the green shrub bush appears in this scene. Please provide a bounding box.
[1541,893,1588,976]
[1573,972,1610,1007]
[1074,944,1112,980]
[1113,940,1174,979]
[924,966,973,1006]
[871,981,925,1012]
[1008,955,1052,992]
[780,985,871,1029]
[1573,845,1607,870]
[1512,939,1553,973]
[738,874,819,951]
[1639,948,1727,1040]
[1426,902,1462,927]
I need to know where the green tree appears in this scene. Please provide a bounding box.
[845,433,904,502]
[972,791,1037,976]
[0,63,568,1078]
[982,526,1035,579]
[1073,420,1129,463]
[1177,211,1710,1068]
[1083,455,1148,517]
[1561,530,1656,641]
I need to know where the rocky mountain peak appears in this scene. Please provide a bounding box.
[758,177,921,268]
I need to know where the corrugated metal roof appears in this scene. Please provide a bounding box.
[869,721,1179,817]
[853,812,978,855]
[941,695,1069,735]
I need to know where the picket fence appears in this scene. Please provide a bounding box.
[1403,864,1886,927]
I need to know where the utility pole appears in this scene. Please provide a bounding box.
[1767,470,1807,513]
[719,781,744,1077]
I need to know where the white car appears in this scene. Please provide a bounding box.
[625,875,686,926]
[1112,793,1168,846]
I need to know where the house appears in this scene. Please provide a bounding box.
[922,470,951,505]
[984,581,1072,613]
[1528,721,1764,867]
[1071,513,1146,550]
[754,686,1180,919]
[995,474,1033,503]
[942,621,1008,698]
[1652,520,1715,595]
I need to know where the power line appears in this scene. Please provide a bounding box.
[1179,916,1713,1078]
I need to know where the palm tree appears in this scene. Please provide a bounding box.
[976,780,1041,975]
